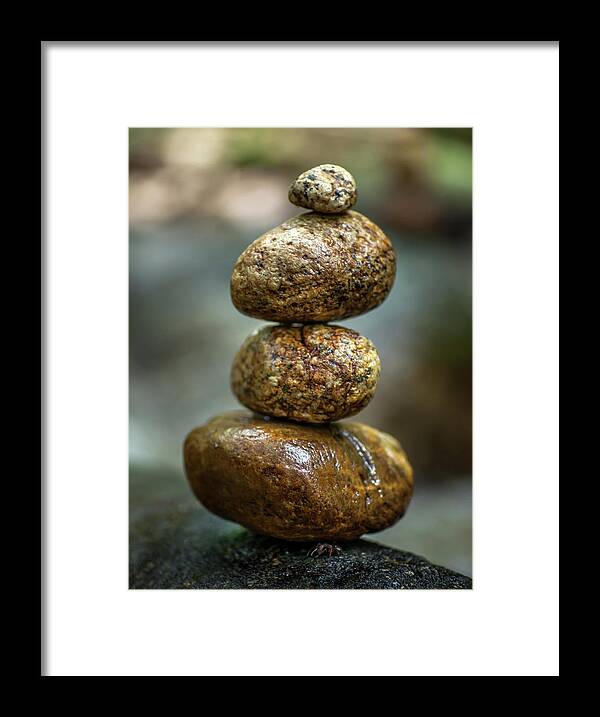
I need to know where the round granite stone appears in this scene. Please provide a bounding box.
[230,210,396,323]
[288,164,357,213]
[231,324,380,423]
[183,411,414,542]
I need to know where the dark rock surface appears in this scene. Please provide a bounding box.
[130,465,472,590]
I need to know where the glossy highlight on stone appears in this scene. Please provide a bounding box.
[183,411,414,542]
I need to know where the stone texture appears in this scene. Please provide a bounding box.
[230,210,396,323]
[129,465,471,589]
[183,411,413,542]
[231,324,380,423]
[288,164,357,213]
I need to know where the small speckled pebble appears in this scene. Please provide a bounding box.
[183,411,414,541]
[231,324,380,423]
[288,164,357,213]
[230,210,396,323]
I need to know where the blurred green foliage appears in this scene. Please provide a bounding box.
[429,133,472,197]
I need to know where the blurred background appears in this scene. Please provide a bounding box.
[129,128,472,576]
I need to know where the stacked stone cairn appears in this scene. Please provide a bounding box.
[184,165,414,553]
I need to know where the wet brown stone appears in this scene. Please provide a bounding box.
[288,164,357,213]
[183,411,414,542]
[231,324,380,423]
[230,210,396,323]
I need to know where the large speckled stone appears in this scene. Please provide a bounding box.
[230,210,396,323]
[231,324,380,423]
[183,411,413,542]
[288,164,357,213]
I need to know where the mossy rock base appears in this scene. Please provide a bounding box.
[130,465,472,590]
